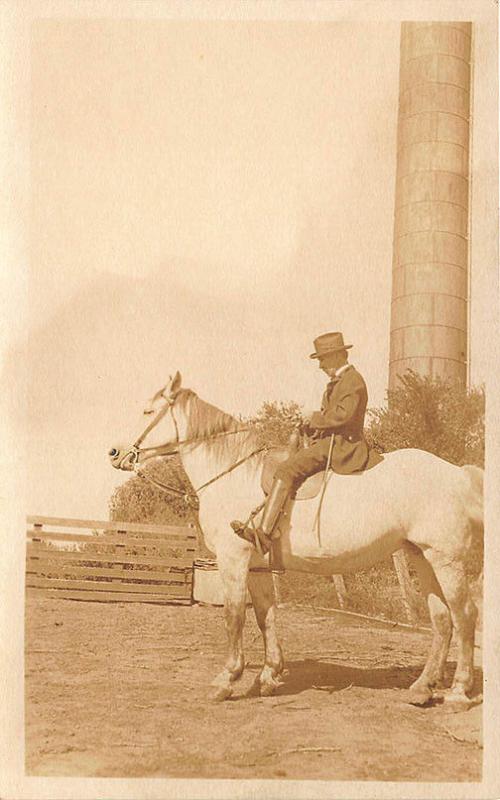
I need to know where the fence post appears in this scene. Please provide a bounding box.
[392,550,418,625]
[332,574,348,609]
[32,522,43,540]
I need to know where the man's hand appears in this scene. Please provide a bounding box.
[300,411,319,438]
[301,409,315,427]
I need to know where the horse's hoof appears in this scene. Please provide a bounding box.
[259,673,285,697]
[443,690,474,712]
[406,680,434,706]
[406,688,433,707]
[212,685,233,703]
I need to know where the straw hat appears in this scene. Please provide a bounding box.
[309,332,352,359]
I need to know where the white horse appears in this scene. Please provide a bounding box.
[109,371,483,706]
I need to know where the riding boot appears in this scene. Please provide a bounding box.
[231,478,290,554]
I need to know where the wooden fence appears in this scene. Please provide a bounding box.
[328,551,419,625]
[25,516,197,605]
[26,516,420,624]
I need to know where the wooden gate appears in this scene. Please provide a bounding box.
[25,516,197,605]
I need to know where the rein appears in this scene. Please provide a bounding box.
[134,442,264,508]
[130,393,263,506]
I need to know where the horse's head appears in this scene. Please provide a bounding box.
[108,370,184,471]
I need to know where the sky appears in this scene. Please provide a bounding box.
[1,6,497,519]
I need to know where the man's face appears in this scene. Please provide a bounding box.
[318,350,347,377]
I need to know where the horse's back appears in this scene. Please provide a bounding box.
[285,448,465,564]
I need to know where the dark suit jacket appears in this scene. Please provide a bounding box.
[308,365,369,474]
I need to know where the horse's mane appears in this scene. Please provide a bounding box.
[176,389,262,465]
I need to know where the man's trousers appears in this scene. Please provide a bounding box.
[274,438,332,493]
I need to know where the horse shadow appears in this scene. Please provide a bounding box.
[247,659,483,699]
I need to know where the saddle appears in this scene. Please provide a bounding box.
[260,441,384,500]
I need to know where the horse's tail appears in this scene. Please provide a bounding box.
[461,464,484,529]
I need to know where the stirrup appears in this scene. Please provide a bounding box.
[230,520,272,555]
[230,519,253,543]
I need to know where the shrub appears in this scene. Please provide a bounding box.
[244,400,304,450]
[108,456,208,555]
[366,370,484,468]
[109,455,197,525]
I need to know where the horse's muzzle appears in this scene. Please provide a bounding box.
[108,445,138,471]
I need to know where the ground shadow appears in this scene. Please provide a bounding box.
[261,659,483,698]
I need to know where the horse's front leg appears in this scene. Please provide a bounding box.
[247,570,285,696]
[211,540,252,701]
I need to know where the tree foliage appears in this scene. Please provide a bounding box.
[244,400,304,450]
[366,370,484,467]
[109,455,197,525]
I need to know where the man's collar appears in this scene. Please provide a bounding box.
[334,363,351,379]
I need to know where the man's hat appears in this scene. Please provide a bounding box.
[309,331,352,359]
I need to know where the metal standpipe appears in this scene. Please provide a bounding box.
[389,22,472,391]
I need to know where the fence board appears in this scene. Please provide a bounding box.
[26,587,191,604]
[26,515,196,605]
[26,560,191,583]
[26,576,192,596]
[27,530,195,546]
[27,515,192,535]
[26,544,193,569]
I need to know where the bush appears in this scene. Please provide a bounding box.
[366,370,484,467]
[109,455,197,525]
[244,400,304,450]
[108,456,210,555]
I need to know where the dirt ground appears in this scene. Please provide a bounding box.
[25,595,482,781]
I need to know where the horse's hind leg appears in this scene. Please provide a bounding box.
[247,571,284,696]
[424,547,478,705]
[211,541,252,702]
[404,543,452,705]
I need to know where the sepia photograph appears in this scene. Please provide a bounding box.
[1,1,499,798]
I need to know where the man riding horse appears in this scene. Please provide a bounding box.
[232,331,379,553]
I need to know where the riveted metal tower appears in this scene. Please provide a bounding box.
[389,22,472,391]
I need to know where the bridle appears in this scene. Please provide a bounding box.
[122,389,263,508]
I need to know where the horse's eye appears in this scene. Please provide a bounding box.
[143,408,154,416]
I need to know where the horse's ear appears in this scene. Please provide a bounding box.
[170,371,182,394]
